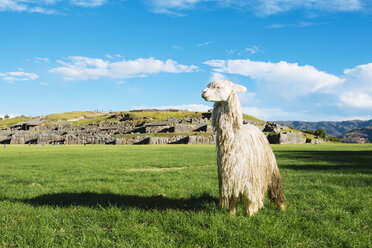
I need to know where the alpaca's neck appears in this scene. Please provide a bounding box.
[212,93,243,170]
[212,92,243,139]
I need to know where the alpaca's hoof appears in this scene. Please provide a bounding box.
[279,203,286,211]
[246,211,257,217]
[246,208,258,217]
[229,209,237,215]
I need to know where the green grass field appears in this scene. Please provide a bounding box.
[0,144,371,247]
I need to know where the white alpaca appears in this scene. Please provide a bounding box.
[202,80,286,216]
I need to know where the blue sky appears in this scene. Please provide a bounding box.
[1,0,372,121]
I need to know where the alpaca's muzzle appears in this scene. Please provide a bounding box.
[202,90,209,101]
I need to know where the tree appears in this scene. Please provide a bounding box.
[300,129,315,135]
[4,114,9,119]
[315,129,327,138]
[327,136,341,142]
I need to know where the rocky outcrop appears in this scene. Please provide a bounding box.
[0,114,313,145]
[0,120,217,145]
[266,132,306,144]
[263,122,284,133]
[307,139,324,144]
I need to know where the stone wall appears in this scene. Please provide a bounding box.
[114,135,216,145]
[0,116,315,145]
[267,132,306,144]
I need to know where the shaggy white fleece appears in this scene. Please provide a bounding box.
[202,80,286,216]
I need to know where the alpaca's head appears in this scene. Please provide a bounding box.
[202,80,247,102]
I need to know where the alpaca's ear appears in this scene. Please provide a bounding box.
[232,83,247,93]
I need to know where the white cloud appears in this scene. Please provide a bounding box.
[150,0,199,9]
[70,0,106,7]
[34,57,50,63]
[0,0,27,12]
[105,54,122,59]
[197,41,213,47]
[28,6,56,14]
[40,82,49,85]
[226,46,264,57]
[134,104,212,112]
[339,63,372,108]
[148,0,200,14]
[204,59,344,95]
[0,0,107,14]
[266,21,316,29]
[226,49,236,56]
[205,59,372,119]
[210,72,227,82]
[50,56,199,81]
[0,0,57,14]
[0,71,39,83]
[1,0,364,15]
[340,92,372,108]
[238,91,257,105]
[245,46,262,54]
[241,106,301,121]
[343,63,372,88]
[241,106,358,121]
[147,0,363,16]
[218,0,362,16]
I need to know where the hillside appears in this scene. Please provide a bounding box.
[339,126,372,143]
[274,119,372,136]
[0,110,264,129]
[0,110,321,145]
[4,110,297,145]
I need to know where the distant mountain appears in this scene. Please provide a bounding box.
[274,119,372,136]
[339,126,372,143]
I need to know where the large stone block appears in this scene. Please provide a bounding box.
[267,132,305,144]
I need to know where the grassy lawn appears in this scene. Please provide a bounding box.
[0,144,371,247]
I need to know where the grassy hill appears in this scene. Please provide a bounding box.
[42,111,108,122]
[0,110,265,129]
[0,116,33,129]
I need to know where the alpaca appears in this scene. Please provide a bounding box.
[202,80,286,216]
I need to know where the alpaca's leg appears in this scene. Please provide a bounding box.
[243,193,259,217]
[246,200,259,216]
[248,192,266,216]
[229,196,239,215]
[257,191,265,209]
[247,205,259,216]
[220,196,229,209]
[258,198,264,209]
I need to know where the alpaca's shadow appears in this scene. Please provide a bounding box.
[20,192,218,211]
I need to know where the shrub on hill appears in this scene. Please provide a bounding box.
[301,129,315,135]
[326,136,341,142]
[315,129,327,138]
